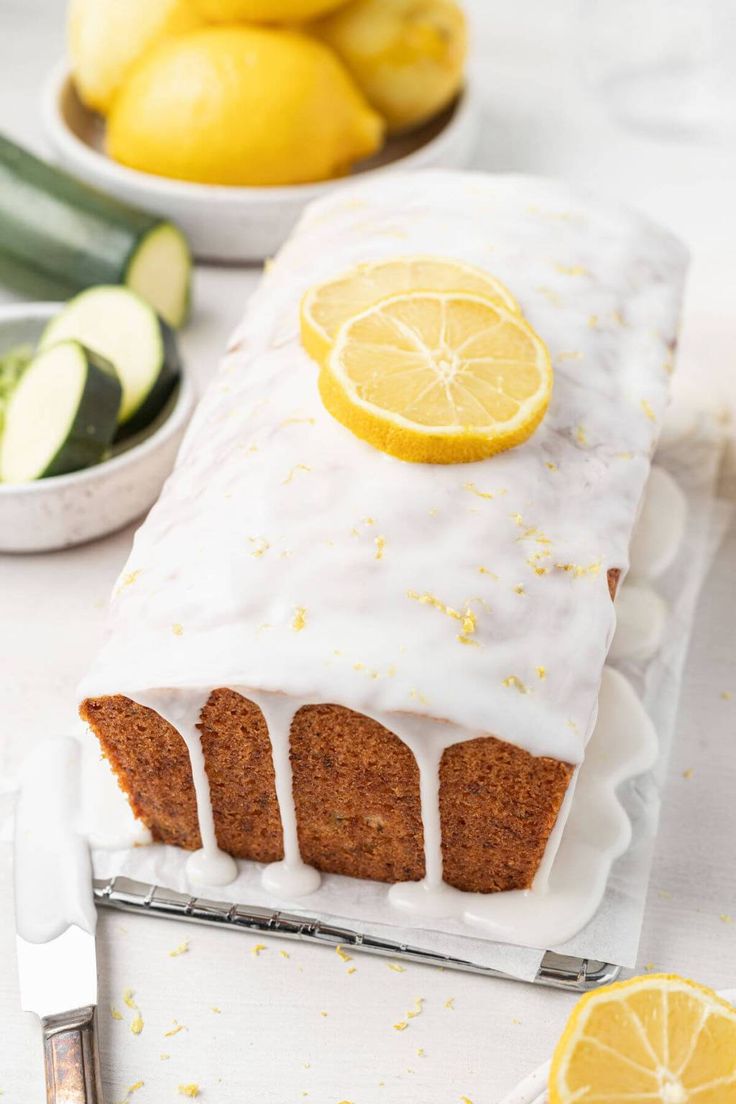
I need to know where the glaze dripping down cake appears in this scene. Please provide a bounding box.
[79,171,687,904]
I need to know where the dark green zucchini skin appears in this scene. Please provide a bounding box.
[43,343,122,478]
[114,317,182,440]
[0,134,189,321]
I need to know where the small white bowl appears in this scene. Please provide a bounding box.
[41,62,480,262]
[0,302,194,553]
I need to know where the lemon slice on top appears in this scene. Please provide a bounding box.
[549,973,736,1104]
[300,256,519,367]
[317,290,551,464]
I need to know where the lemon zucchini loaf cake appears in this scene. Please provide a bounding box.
[80,171,687,903]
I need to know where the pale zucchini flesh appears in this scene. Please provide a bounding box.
[39,285,181,436]
[0,340,121,483]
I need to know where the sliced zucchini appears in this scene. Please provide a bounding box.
[0,134,192,328]
[39,285,181,437]
[0,340,121,483]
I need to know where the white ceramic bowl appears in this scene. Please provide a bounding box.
[0,302,194,553]
[41,62,480,262]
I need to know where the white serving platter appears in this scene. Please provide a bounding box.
[0,302,194,552]
[42,62,481,263]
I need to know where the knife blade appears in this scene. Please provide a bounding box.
[14,736,103,1104]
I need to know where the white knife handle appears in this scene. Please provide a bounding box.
[42,1005,103,1104]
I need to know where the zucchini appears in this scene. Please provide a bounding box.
[0,343,32,434]
[0,340,121,483]
[39,285,181,437]
[0,134,191,328]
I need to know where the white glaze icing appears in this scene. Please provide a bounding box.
[628,466,687,580]
[609,582,668,663]
[246,690,321,896]
[129,688,237,886]
[79,171,687,904]
[15,737,97,943]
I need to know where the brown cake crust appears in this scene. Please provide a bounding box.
[439,738,574,893]
[290,703,425,883]
[80,691,575,893]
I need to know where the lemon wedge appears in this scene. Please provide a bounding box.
[549,973,736,1104]
[317,290,551,464]
[301,256,519,367]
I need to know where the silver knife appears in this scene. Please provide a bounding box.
[14,736,103,1103]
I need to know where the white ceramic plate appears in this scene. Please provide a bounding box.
[42,62,480,262]
[0,302,194,553]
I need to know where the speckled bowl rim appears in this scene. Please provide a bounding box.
[41,60,477,208]
[0,301,195,497]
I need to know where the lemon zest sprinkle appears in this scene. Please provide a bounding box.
[335,945,352,963]
[172,623,184,636]
[536,666,546,679]
[292,607,307,632]
[282,463,311,485]
[463,481,494,500]
[502,675,528,694]
[641,399,656,422]
[131,1013,144,1036]
[555,262,588,276]
[163,1021,185,1038]
[168,941,189,957]
[248,537,270,558]
[178,1085,200,1098]
[251,943,268,956]
[374,535,386,560]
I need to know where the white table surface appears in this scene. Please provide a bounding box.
[1,1,735,1100]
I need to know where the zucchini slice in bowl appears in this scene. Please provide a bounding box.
[0,339,121,483]
[39,285,181,437]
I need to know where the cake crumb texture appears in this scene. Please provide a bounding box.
[81,691,574,893]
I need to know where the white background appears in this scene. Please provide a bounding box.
[0,1,735,1100]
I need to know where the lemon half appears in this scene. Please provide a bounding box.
[301,256,520,368]
[549,973,736,1104]
[318,290,552,464]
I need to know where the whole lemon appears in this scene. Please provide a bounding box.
[194,0,352,20]
[107,26,384,186]
[68,0,202,115]
[313,0,467,134]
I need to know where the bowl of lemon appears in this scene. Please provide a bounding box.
[43,0,478,261]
